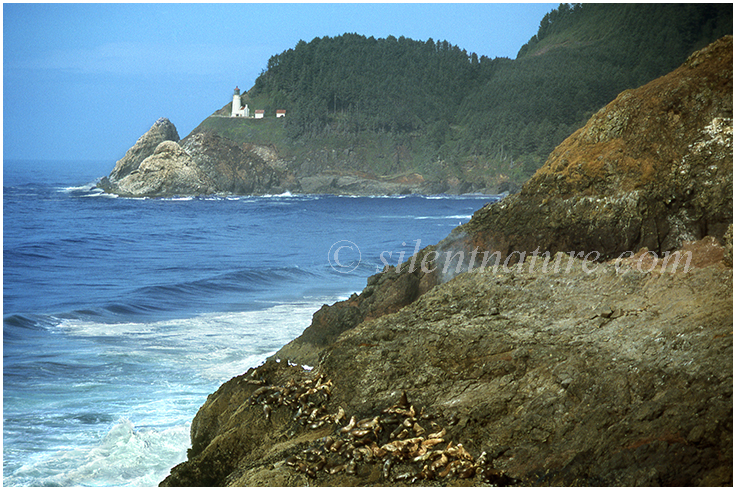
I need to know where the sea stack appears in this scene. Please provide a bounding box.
[98,116,291,197]
[98,118,198,197]
[108,117,180,182]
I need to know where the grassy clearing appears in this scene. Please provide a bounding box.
[192,117,291,148]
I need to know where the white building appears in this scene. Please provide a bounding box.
[231,86,249,117]
[254,109,265,119]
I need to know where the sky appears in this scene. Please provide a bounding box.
[3,2,557,170]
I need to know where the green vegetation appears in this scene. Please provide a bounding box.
[194,117,291,148]
[226,4,732,184]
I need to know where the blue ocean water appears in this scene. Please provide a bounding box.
[3,159,499,486]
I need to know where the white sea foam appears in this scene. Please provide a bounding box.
[6,298,341,487]
[8,418,190,487]
[414,215,473,220]
[57,299,335,382]
[424,194,500,200]
[375,214,473,221]
[342,194,411,199]
[59,181,100,193]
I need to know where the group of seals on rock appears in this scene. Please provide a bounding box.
[247,370,340,430]
[248,369,514,485]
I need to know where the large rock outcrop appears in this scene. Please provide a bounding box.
[454,35,732,261]
[99,117,505,198]
[179,132,288,196]
[273,37,733,368]
[160,37,733,486]
[99,120,458,197]
[111,140,211,197]
[99,121,292,197]
[107,117,180,182]
[161,239,731,487]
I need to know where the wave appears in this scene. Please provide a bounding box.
[53,299,334,382]
[262,190,293,198]
[93,192,324,203]
[3,296,340,486]
[161,196,195,201]
[3,313,60,332]
[423,194,503,200]
[337,193,503,200]
[44,267,315,321]
[58,180,110,198]
[126,265,317,300]
[59,182,98,193]
[4,418,190,487]
[4,264,322,333]
[414,214,473,220]
[55,183,504,204]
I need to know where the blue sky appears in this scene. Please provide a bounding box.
[4,2,556,170]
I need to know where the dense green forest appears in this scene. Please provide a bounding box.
[241,3,731,184]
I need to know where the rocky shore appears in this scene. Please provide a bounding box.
[162,240,731,487]
[98,118,494,197]
[98,114,496,197]
[160,37,733,486]
[98,119,288,197]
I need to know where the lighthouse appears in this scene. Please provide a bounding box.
[231,86,248,117]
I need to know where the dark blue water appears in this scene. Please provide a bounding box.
[3,159,499,486]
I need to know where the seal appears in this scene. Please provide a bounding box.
[280,383,517,485]
[398,391,409,409]
[340,415,357,433]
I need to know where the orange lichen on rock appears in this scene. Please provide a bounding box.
[527,35,733,198]
[459,36,731,259]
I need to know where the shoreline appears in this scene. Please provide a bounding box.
[161,236,733,486]
[159,36,733,487]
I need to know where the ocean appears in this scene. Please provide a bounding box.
[3,159,499,486]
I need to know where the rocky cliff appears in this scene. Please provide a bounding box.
[450,35,732,264]
[99,116,475,197]
[160,37,733,486]
[162,240,731,487]
[274,34,733,367]
[100,116,446,198]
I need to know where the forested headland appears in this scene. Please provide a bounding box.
[199,3,731,191]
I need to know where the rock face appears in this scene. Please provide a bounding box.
[275,257,439,367]
[110,140,211,196]
[99,120,291,197]
[275,35,733,367]
[179,132,288,196]
[100,119,502,197]
[160,37,733,486]
[456,36,732,262]
[107,117,180,183]
[99,117,447,197]
[161,241,732,487]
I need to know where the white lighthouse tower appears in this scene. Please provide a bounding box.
[231,86,248,117]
